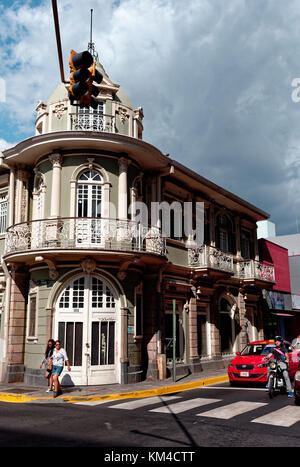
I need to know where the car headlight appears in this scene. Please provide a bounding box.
[269,361,276,370]
[257,363,268,368]
[228,362,234,368]
[295,372,300,382]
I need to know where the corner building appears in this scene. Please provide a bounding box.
[0,60,275,386]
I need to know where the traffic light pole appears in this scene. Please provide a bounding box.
[173,299,176,382]
[51,0,68,84]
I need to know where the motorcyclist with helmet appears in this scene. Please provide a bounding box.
[263,335,293,397]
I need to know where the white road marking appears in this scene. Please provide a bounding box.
[109,395,181,410]
[150,398,221,414]
[252,405,300,427]
[204,386,267,391]
[198,401,267,419]
[74,400,113,406]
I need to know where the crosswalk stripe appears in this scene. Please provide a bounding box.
[198,401,267,419]
[73,400,113,406]
[150,398,221,414]
[252,405,300,427]
[204,386,267,391]
[109,395,181,410]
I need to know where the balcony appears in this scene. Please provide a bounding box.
[188,246,275,284]
[70,113,115,133]
[235,260,275,283]
[188,245,234,275]
[4,218,167,258]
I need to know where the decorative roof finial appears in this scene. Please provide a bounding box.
[88,9,99,62]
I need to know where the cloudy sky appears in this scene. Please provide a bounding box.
[1,0,300,235]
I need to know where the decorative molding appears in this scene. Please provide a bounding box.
[54,102,66,120]
[81,257,97,274]
[29,280,38,295]
[49,153,62,168]
[117,106,130,124]
[87,158,95,170]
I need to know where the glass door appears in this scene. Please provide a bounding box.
[76,170,103,246]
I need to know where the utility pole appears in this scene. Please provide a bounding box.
[172,299,176,382]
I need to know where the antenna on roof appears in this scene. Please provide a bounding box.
[88,9,99,62]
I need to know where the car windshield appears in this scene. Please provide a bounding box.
[240,343,275,356]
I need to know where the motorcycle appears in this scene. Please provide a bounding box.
[266,359,287,399]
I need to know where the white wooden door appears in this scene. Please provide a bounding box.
[55,274,118,386]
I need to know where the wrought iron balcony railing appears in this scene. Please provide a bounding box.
[70,113,115,133]
[5,218,167,257]
[235,260,275,282]
[188,245,234,273]
[188,246,275,283]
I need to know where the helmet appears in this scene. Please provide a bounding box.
[275,335,283,343]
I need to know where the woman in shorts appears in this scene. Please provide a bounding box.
[40,339,55,392]
[50,340,71,398]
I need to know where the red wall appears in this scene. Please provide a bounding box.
[258,239,291,293]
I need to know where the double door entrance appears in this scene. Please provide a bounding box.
[54,274,119,385]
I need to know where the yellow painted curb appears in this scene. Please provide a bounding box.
[0,375,228,404]
[65,375,229,404]
[0,393,51,403]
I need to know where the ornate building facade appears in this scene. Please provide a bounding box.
[0,60,275,386]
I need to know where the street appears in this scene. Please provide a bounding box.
[1,382,300,449]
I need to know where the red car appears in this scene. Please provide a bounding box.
[294,370,300,405]
[228,339,300,385]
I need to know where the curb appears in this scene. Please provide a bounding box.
[0,375,229,404]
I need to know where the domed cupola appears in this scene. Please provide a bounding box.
[35,58,144,139]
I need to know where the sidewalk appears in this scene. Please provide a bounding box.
[0,368,228,404]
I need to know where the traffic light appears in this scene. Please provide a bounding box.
[68,50,103,109]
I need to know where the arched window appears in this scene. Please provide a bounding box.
[77,170,103,219]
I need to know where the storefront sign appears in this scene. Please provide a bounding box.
[263,290,292,310]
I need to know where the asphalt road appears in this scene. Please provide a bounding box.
[1,382,300,451]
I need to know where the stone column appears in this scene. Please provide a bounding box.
[189,296,199,363]
[210,294,221,358]
[238,291,249,349]
[8,168,15,227]
[235,216,241,258]
[49,153,62,218]
[6,268,27,383]
[120,307,129,384]
[15,167,29,224]
[253,227,259,261]
[209,205,215,247]
[143,274,159,380]
[45,307,54,341]
[118,157,130,220]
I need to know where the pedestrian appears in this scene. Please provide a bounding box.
[292,333,300,350]
[50,340,71,398]
[40,339,55,393]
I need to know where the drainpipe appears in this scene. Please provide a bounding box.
[0,258,11,382]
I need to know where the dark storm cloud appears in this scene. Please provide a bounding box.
[1,0,300,234]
